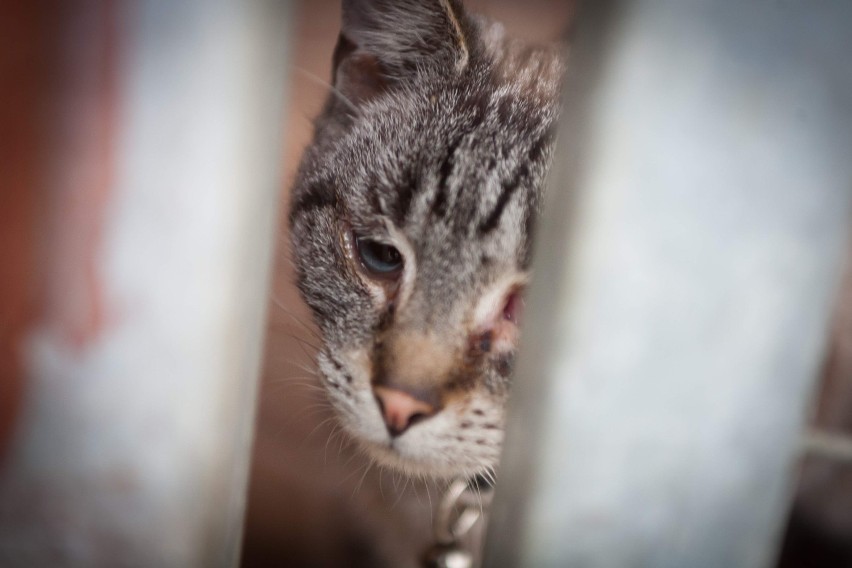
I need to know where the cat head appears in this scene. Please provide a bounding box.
[289,0,564,479]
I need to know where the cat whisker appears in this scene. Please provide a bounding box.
[276,249,299,271]
[268,383,323,396]
[297,110,318,127]
[483,466,498,487]
[340,457,371,492]
[298,402,335,415]
[262,378,325,398]
[352,457,376,498]
[264,374,320,385]
[267,325,322,356]
[261,384,325,403]
[281,359,320,378]
[390,474,410,510]
[341,446,363,472]
[288,337,321,367]
[324,424,342,465]
[293,65,361,117]
[274,404,334,435]
[470,476,485,519]
[301,415,339,449]
[336,427,349,458]
[377,464,388,501]
[270,296,323,342]
[272,324,322,352]
[411,477,425,510]
[424,476,434,524]
[283,330,321,354]
[326,424,354,464]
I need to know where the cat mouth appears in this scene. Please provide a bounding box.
[318,352,503,477]
[350,427,496,479]
[361,441,451,476]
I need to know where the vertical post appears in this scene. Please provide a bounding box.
[0,1,291,566]
[486,1,852,567]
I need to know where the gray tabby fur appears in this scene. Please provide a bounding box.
[289,0,565,479]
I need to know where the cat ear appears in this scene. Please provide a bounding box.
[333,0,472,105]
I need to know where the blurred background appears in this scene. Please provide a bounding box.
[2,1,851,567]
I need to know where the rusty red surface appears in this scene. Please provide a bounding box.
[0,2,52,464]
[44,1,119,351]
[0,0,119,462]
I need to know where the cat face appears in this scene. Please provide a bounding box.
[289,0,563,479]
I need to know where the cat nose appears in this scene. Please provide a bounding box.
[373,386,438,437]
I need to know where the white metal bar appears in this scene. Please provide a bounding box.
[804,430,852,465]
[486,1,852,567]
[0,1,291,566]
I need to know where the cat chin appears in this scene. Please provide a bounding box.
[355,437,495,481]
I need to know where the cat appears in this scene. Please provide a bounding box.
[289,0,565,480]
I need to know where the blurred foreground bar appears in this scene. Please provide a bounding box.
[0,1,290,566]
[487,1,852,567]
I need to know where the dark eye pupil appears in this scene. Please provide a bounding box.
[356,237,403,275]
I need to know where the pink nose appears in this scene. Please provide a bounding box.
[373,386,438,437]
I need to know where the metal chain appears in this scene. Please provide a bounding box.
[421,478,493,568]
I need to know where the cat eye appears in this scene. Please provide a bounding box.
[354,235,403,278]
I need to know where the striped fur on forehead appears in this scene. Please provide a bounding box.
[331,77,557,236]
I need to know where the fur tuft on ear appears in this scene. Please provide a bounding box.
[332,0,472,106]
